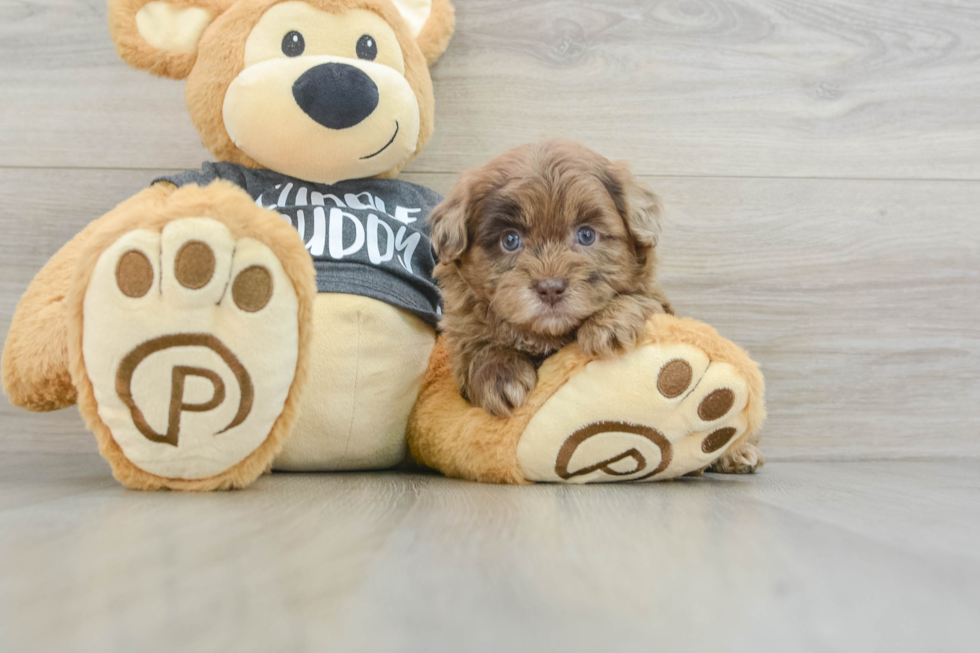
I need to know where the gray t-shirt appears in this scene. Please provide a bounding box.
[155,162,442,327]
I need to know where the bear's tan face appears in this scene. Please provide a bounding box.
[223,2,421,183]
[110,0,453,184]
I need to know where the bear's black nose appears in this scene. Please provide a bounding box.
[292,63,379,130]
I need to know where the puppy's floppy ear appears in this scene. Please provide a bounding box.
[600,160,664,248]
[390,0,456,65]
[108,0,233,79]
[428,179,471,262]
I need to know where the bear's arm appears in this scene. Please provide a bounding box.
[2,183,176,411]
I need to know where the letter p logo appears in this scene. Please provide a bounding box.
[115,334,253,447]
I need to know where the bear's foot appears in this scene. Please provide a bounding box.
[516,339,760,484]
[68,184,314,490]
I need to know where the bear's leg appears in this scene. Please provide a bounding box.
[408,314,766,484]
[65,182,315,490]
[514,315,767,483]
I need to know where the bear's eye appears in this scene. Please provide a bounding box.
[501,230,522,252]
[356,34,378,61]
[577,226,597,246]
[282,31,305,57]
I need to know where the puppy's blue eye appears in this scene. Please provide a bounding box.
[501,230,522,252]
[282,31,305,57]
[577,226,597,246]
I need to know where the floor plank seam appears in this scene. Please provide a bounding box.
[2,165,980,184]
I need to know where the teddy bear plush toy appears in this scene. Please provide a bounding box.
[2,0,766,490]
[2,0,456,490]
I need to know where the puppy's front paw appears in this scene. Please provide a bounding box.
[709,441,765,474]
[468,351,538,418]
[577,302,647,359]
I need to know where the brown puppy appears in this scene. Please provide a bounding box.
[429,139,672,417]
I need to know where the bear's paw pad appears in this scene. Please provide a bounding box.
[517,343,750,483]
[82,218,299,481]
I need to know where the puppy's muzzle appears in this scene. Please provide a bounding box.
[292,63,379,130]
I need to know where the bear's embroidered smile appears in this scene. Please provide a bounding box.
[361,121,400,159]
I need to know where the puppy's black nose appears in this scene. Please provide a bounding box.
[292,63,379,130]
[534,278,568,306]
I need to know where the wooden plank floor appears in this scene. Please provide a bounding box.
[1,456,979,652]
[1,0,979,650]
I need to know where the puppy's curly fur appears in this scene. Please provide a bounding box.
[429,140,672,417]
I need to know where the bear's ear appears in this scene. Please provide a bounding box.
[107,0,234,79]
[391,0,456,65]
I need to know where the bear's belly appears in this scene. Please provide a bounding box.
[273,293,435,471]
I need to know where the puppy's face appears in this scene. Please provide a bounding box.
[468,173,634,336]
[431,140,663,337]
